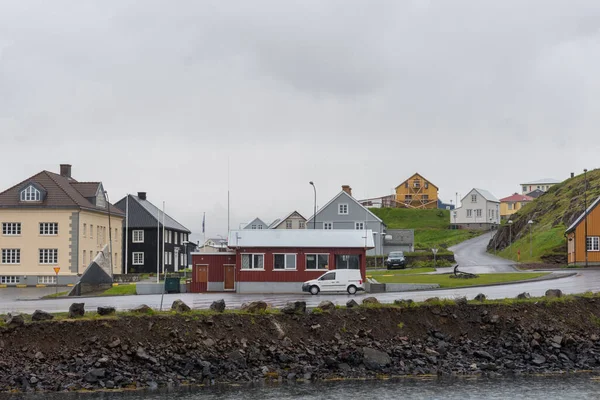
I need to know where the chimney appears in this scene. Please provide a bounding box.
[342,185,352,197]
[571,172,574,178]
[59,164,72,179]
[137,192,147,200]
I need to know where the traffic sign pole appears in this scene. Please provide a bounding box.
[53,267,60,296]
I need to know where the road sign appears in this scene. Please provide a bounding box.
[53,267,60,274]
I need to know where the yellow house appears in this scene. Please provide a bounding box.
[499,193,534,219]
[395,173,439,209]
[0,164,124,286]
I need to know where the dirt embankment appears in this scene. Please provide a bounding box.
[2,298,600,392]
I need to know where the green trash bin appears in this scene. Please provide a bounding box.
[164,277,180,294]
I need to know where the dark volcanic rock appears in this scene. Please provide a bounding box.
[425,297,440,303]
[282,301,306,315]
[318,300,335,311]
[516,292,531,299]
[474,350,495,361]
[394,299,414,307]
[346,299,359,308]
[6,314,24,329]
[474,293,486,302]
[31,310,53,321]
[210,300,226,313]
[362,297,380,306]
[171,300,191,313]
[545,289,563,298]
[69,303,85,318]
[131,304,152,314]
[241,301,268,313]
[362,347,391,370]
[97,307,116,316]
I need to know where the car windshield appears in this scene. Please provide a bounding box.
[389,252,404,258]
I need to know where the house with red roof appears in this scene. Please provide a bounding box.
[500,193,534,220]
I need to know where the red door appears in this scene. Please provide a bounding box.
[224,265,235,291]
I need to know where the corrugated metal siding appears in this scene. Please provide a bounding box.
[236,247,366,283]
[570,208,600,264]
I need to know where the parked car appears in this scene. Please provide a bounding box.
[302,269,365,295]
[385,251,406,269]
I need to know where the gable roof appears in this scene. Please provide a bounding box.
[395,173,439,190]
[500,193,534,202]
[521,178,562,185]
[244,217,268,229]
[0,170,123,216]
[462,188,499,203]
[305,190,384,224]
[228,229,375,249]
[268,210,307,229]
[526,189,546,199]
[114,194,190,232]
[566,196,600,233]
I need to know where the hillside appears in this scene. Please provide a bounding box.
[490,169,600,263]
[369,208,480,250]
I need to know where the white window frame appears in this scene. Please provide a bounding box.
[258,225,263,230]
[38,276,56,284]
[299,221,305,229]
[273,253,297,270]
[466,209,473,218]
[476,209,482,218]
[0,276,20,284]
[323,222,333,230]
[355,222,365,230]
[2,223,21,236]
[175,232,179,245]
[241,253,265,270]
[338,204,349,215]
[587,237,600,252]
[306,253,329,270]
[39,222,59,236]
[285,220,293,229]
[133,252,144,265]
[39,249,58,264]
[132,230,144,243]
[1,249,20,264]
[20,185,41,202]
[471,194,477,203]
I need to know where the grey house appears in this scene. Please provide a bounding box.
[383,229,414,254]
[306,186,386,255]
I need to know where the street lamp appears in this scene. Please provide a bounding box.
[584,169,589,267]
[309,181,317,229]
[508,220,513,258]
[432,248,438,267]
[528,220,534,258]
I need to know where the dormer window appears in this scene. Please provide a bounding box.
[20,185,41,202]
[96,190,106,209]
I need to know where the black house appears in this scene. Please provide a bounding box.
[115,192,192,274]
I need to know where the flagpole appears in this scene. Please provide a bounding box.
[227,157,230,233]
[162,201,166,274]
[203,212,206,246]
[156,206,160,283]
[125,194,129,274]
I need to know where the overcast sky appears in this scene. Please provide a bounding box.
[1,0,599,242]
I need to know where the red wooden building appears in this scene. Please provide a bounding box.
[190,229,374,293]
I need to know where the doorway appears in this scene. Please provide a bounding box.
[192,264,208,292]
[224,265,235,291]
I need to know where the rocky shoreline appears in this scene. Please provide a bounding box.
[1,293,600,393]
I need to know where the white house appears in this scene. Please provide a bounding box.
[451,189,500,230]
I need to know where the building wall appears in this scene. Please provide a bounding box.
[567,208,600,265]
[451,190,500,228]
[521,183,557,194]
[500,201,530,219]
[79,210,123,275]
[122,227,190,274]
[273,216,307,229]
[191,253,236,292]
[395,174,439,209]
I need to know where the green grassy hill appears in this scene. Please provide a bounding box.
[491,169,600,263]
[370,208,480,250]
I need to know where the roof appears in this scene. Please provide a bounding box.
[305,190,384,224]
[244,217,268,229]
[521,178,562,185]
[114,194,191,232]
[0,170,124,216]
[566,196,600,233]
[463,188,500,203]
[395,173,439,190]
[227,229,375,249]
[526,189,546,199]
[268,210,307,229]
[500,193,534,202]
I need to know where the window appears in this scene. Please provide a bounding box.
[274,254,296,270]
[115,228,118,241]
[39,222,58,235]
[241,254,264,269]
[175,232,179,245]
[471,194,477,203]
[422,195,429,201]
[258,225,263,230]
[404,195,412,203]
[0,276,19,284]
[522,186,527,192]
[299,221,305,229]
[286,220,293,229]
[355,222,364,230]
[587,237,600,252]
[413,180,421,188]
[336,254,360,269]
[319,272,336,281]
[38,276,56,284]
[83,250,87,266]
[133,252,144,265]
[39,249,58,264]
[20,185,41,202]
[323,222,333,230]
[251,225,257,229]
[466,209,473,218]
[133,230,144,243]
[476,209,482,217]
[83,223,87,237]
[425,182,429,189]
[90,225,93,239]
[96,191,106,209]
[508,203,514,210]
[2,223,21,236]
[306,254,329,270]
[169,231,172,242]
[338,204,349,215]
[1,249,20,264]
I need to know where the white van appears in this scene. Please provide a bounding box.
[302,269,365,295]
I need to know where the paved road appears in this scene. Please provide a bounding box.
[445,232,516,274]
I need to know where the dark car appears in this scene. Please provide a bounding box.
[385,251,406,269]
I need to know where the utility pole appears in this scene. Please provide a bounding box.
[310,182,317,229]
[584,169,589,267]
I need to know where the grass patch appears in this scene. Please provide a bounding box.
[496,226,566,263]
[372,272,549,288]
[102,285,137,296]
[41,291,69,299]
[397,322,405,329]
[367,267,435,277]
